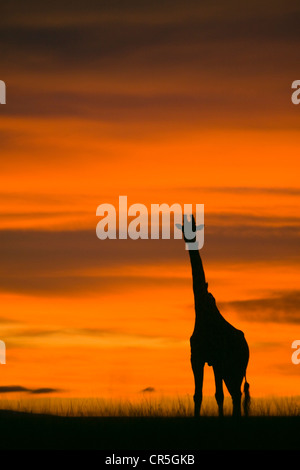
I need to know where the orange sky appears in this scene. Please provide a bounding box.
[0,1,300,402]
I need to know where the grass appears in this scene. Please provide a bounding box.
[0,395,299,449]
[0,394,298,417]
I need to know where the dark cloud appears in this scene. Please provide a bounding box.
[2,84,296,125]
[2,1,297,24]
[0,211,86,222]
[0,317,16,324]
[8,326,170,339]
[3,90,266,120]
[2,1,299,40]
[2,16,298,69]
[0,274,186,297]
[221,290,300,323]
[141,387,155,393]
[180,186,300,197]
[1,1,299,127]
[0,229,185,277]
[11,329,64,338]
[0,217,299,295]
[0,385,60,394]
[29,388,60,395]
[0,386,29,393]
[271,362,300,376]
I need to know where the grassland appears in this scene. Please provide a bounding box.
[0,395,299,450]
[0,394,298,417]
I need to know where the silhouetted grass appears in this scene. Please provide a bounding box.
[0,396,299,450]
[0,395,298,417]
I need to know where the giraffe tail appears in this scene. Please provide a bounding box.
[243,374,250,417]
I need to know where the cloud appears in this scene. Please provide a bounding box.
[221,290,300,323]
[0,385,60,394]
[0,274,186,297]
[3,327,181,351]
[1,1,299,128]
[0,317,17,324]
[0,386,28,393]
[271,363,300,376]
[141,386,155,393]
[4,90,265,121]
[0,221,299,296]
[29,388,60,395]
[179,186,300,197]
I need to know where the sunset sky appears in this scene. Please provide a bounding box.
[0,1,300,401]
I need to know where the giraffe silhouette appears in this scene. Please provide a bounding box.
[179,215,250,418]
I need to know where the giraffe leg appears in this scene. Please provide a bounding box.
[224,376,242,418]
[191,355,204,418]
[213,365,224,417]
[232,391,242,418]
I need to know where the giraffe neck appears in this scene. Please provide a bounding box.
[188,248,208,335]
[188,248,207,290]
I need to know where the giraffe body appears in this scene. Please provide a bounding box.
[190,291,249,417]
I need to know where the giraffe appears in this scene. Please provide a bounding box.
[179,215,250,418]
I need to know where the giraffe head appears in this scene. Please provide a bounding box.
[176,214,204,244]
